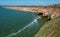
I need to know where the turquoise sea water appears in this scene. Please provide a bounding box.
[0,7,48,37]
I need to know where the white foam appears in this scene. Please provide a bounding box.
[6,16,41,37]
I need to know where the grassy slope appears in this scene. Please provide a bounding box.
[35,16,60,37]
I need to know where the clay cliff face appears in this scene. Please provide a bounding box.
[4,6,60,19]
[36,7,60,19]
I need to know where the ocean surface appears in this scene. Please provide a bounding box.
[0,7,48,37]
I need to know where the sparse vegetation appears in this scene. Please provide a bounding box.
[49,4,60,8]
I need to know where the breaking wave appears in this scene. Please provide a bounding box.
[6,16,41,37]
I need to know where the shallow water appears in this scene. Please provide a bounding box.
[0,7,48,37]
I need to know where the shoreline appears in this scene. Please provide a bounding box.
[4,6,60,19]
[4,6,39,13]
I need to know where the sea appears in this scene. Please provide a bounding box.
[0,6,48,37]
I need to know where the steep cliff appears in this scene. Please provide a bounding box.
[35,16,60,37]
